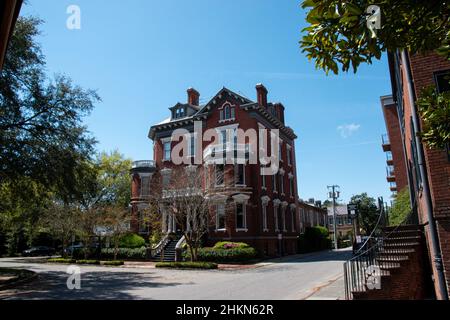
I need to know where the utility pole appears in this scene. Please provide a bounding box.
[327,185,340,250]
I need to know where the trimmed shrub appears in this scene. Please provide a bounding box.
[119,234,146,249]
[298,226,332,253]
[213,241,250,250]
[155,262,218,269]
[100,247,148,260]
[101,260,124,266]
[48,258,76,264]
[186,247,258,263]
[76,260,100,265]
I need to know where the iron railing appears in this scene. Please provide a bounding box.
[343,209,419,299]
[132,160,156,169]
[386,151,393,162]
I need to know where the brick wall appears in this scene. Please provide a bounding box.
[382,101,409,192]
[409,53,450,295]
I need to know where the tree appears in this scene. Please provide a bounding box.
[300,1,449,75]
[40,203,79,257]
[75,207,101,259]
[299,1,450,148]
[350,193,379,235]
[0,177,52,255]
[0,16,100,194]
[152,166,216,262]
[389,188,411,226]
[93,151,132,208]
[417,86,450,149]
[100,205,131,260]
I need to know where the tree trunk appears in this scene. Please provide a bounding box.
[114,238,119,261]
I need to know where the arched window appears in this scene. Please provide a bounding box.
[220,103,235,121]
[224,105,231,119]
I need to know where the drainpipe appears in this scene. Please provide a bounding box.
[401,49,448,300]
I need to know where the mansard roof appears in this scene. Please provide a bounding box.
[149,86,297,140]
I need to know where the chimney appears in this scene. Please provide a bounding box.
[256,83,268,107]
[274,102,285,124]
[187,87,200,106]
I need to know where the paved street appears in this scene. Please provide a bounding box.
[0,249,351,300]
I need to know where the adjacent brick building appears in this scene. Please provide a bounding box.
[298,199,328,233]
[382,51,450,299]
[381,95,409,196]
[131,85,301,256]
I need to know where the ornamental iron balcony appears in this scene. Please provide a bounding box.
[386,151,394,165]
[203,143,252,164]
[389,181,397,192]
[131,160,156,174]
[386,165,395,182]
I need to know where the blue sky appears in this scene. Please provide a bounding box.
[21,0,392,203]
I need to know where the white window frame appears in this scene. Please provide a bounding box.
[261,196,270,232]
[279,140,283,163]
[287,145,292,166]
[189,133,196,158]
[215,164,225,187]
[290,205,296,232]
[219,102,236,123]
[216,203,226,231]
[235,164,245,186]
[273,199,281,232]
[279,169,285,196]
[235,203,247,231]
[281,202,288,232]
[163,141,171,161]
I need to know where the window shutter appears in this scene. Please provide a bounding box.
[220,110,223,120]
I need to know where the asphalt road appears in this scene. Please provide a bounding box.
[0,249,351,300]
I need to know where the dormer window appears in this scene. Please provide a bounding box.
[219,103,235,122]
[173,106,186,119]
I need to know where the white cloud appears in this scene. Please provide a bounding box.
[337,123,361,138]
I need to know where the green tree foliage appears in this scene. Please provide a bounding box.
[0,17,100,196]
[300,1,450,75]
[389,188,411,226]
[300,1,450,148]
[417,86,450,149]
[350,193,379,235]
[90,151,132,208]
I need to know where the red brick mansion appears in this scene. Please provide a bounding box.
[130,84,301,256]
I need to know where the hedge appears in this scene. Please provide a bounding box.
[100,247,148,260]
[155,262,218,269]
[298,226,332,253]
[213,241,250,250]
[119,234,146,248]
[186,247,258,263]
[76,260,100,265]
[101,260,124,266]
[47,258,76,264]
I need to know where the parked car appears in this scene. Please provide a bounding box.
[64,243,100,256]
[63,244,84,256]
[22,246,55,257]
